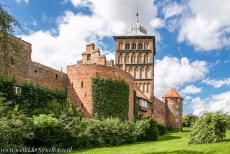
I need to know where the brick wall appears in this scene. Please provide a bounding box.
[153,96,166,125]
[67,64,136,120]
[29,62,68,90]
[0,37,68,90]
[165,97,183,129]
[0,38,32,85]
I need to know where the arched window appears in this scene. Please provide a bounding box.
[131,54,134,64]
[129,67,134,77]
[138,43,143,49]
[145,43,149,49]
[144,54,149,63]
[143,83,146,93]
[132,43,136,49]
[140,67,145,79]
[147,83,150,93]
[119,42,123,50]
[133,54,137,64]
[137,54,142,63]
[125,54,130,64]
[146,67,151,79]
[119,55,124,64]
[125,43,130,49]
[135,67,140,79]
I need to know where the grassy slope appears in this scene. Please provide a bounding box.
[68,129,230,154]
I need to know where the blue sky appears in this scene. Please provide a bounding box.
[2,0,230,115]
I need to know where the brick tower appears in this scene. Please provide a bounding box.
[163,88,183,130]
[113,12,156,99]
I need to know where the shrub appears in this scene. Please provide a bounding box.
[225,115,230,130]
[189,112,228,144]
[0,113,33,148]
[28,114,75,148]
[135,118,159,141]
[157,123,167,135]
[183,114,198,127]
[85,118,136,146]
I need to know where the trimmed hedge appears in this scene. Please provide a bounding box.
[92,77,129,120]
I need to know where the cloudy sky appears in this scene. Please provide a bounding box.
[2,0,230,115]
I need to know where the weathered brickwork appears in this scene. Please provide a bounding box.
[77,43,114,66]
[1,34,183,129]
[114,36,155,99]
[153,96,166,125]
[67,64,136,120]
[0,38,67,90]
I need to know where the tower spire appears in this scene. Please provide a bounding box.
[136,9,139,22]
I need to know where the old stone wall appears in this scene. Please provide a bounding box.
[0,38,32,85]
[165,97,183,129]
[153,96,166,125]
[0,38,68,90]
[67,64,136,120]
[29,62,68,90]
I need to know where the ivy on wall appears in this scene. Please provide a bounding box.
[133,90,138,121]
[0,74,66,115]
[92,77,129,120]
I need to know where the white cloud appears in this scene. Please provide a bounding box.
[178,0,230,51]
[203,78,230,88]
[20,0,160,71]
[192,91,230,115]
[162,2,184,19]
[154,56,208,97]
[182,85,202,94]
[15,0,29,3]
[185,96,192,100]
[70,0,91,7]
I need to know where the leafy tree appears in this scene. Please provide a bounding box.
[0,4,22,74]
[189,112,228,144]
[183,114,198,127]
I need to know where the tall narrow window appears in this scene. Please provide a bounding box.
[87,54,91,60]
[138,43,143,49]
[132,43,136,49]
[125,43,130,49]
[81,81,84,88]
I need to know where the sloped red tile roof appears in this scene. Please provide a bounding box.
[163,87,183,98]
[136,89,150,101]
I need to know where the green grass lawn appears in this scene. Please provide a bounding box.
[67,128,230,154]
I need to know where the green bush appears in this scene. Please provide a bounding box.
[92,77,129,120]
[189,112,228,144]
[28,114,76,148]
[135,118,159,141]
[183,114,198,127]
[85,118,136,146]
[157,123,167,135]
[0,113,33,148]
[225,115,230,130]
